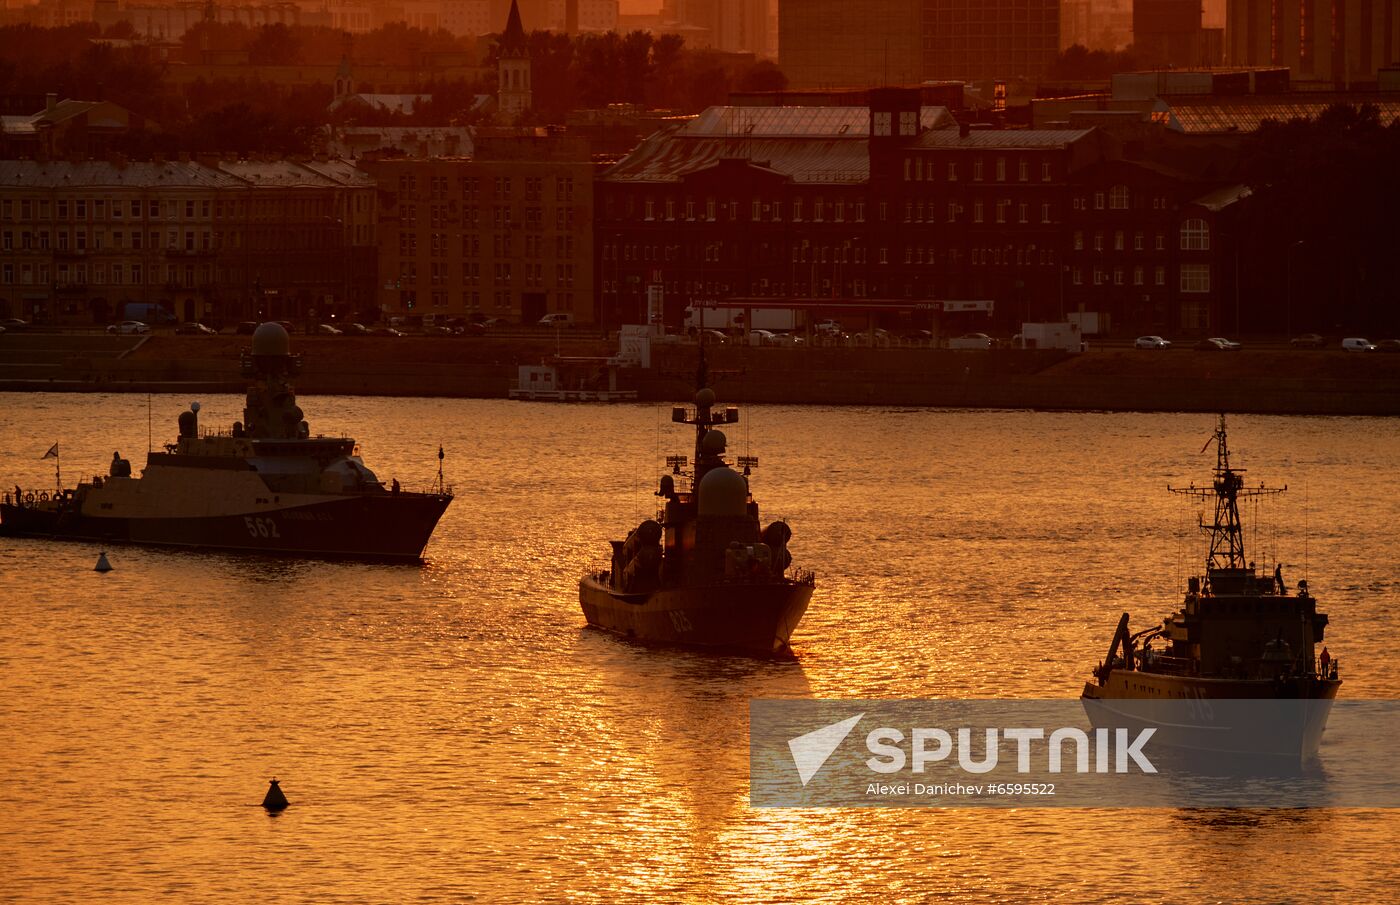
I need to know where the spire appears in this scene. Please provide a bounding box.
[501,0,527,56]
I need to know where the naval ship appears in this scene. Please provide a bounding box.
[1082,415,1340,758]
[0,322,451,560]
[578,356,814,654]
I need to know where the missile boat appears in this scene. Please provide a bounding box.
[1082,415,1340,759]
[579,356,814,654]
[0,322,452,560]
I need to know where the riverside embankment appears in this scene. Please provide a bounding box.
[3,331,1398,414]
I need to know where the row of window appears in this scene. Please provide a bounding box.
[1068,263,1211,292]
[902,156,1055,183]
[902,199,1056,224]
[400,233,578,259]
[1072,219,1210,253]
[1,197,359,223]
[1,261,212,287]
[393,261,577,288]
[410,174,576,204]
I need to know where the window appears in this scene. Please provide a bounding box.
[947,162,958,181]
[1155,266,1166,286]
[874,112,891,136]
[1093,232,1103,252]
[1114,231,1124,251]
[973,201,984,223]
[1133,266,1144,285]
[996,157,1006,181]
[1094,192,1105,210]
[1041,161,1051,182]
[899,111,917,135]
[1018,202,1028,224]
[1018,160,1029,182]
[1180,219,1210,251]
[1134,232,1144,251]
[974,160,984,181]
[1073,231,1084,251]
[1109,185,1129,209]
[1156,233,1166,251]
[1180,264,1210,293]
[1041,203,1050,223]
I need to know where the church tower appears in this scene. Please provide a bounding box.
[497,0,531,118]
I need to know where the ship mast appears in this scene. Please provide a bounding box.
[1170,415,1285,573]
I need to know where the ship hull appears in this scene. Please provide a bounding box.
[1082,673,1341,761]
[0,492,452,561]
[578,575,813,655]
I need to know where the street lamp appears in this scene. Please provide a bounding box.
[1286,239,1305,338]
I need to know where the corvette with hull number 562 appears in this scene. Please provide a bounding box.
[1,322,452,560]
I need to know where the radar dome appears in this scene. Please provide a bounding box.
[698,464,748,517]
[252,322,291,356]
[701,429,727,456]
[695,387,716,408]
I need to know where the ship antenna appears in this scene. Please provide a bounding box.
[147,393,152,454]
[437,444,445,495]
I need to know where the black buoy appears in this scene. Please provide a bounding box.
[94,552,113,573]
[262,778,289,812]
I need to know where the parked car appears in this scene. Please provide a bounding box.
[1290,333,1327,349]
[949,332,993,350]
[175,322,216,335]
[814,319,843,335]
[316,324,343,335]
[1195,337,1227,351]
[107,321,150,335]
[1206,336,1242,351]
[341,322,369,336]
[1377,339,1400,353]
[235,321,259,335]
[425,325,454,336]
[538,312,575,327]
[1135,335,1172,349]
[699,329,727,345]
[370,327,403,337]
[1341,337,1376,352]
[1,318,27,330]
[747,329,778,346]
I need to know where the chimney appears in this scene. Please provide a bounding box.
[958,121,970,139]
[45,93,57,115]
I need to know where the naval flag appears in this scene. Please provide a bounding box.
[42,443,59,460]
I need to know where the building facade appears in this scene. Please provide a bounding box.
[360,135,596,325]
[596,92,1242,336]
[0,159,376,326]
[1225,0,1400,84]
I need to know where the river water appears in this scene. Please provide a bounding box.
[2,392,1398,903]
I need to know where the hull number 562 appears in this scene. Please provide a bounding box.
[245,516,281,539]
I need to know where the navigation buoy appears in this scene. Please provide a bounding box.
[94,552,112,573]
[262,778,289,812]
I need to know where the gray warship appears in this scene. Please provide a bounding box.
[578,356,815,654]
[0,323,452,560]
[1082,415,1339,759]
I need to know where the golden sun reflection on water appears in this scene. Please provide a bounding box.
[2,394,1399,901]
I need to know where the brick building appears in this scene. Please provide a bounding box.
[0,158,375,326]
[597,90,1246,336]
[359,133,597,325]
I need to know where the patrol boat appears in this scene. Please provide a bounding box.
[0,322,451,560]
[578,357,814,654]
[1082,415,1340,758]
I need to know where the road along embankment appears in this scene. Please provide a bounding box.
[2,333,1399,415]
